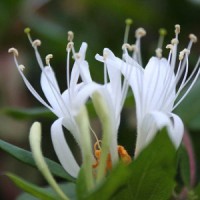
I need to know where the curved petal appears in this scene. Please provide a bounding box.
[78,42,88,61]
[142,57,176,113]
[51,118,80,178]
[41,66,68,117]
[78,61,92,84]
[136,111,184,156]
[73,83,100,114]
[167,113,184,148]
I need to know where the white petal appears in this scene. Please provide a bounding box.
[51,118,80,178]
[167,113,184,148]
[78,61,92,83]
[142,57,176,114]
[73,83,100,114]
[41,66,68,117]
[136,111,183,155]
[79,42,88,61]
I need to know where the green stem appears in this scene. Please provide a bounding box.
[75,106,94,190]
[92,92,113,183]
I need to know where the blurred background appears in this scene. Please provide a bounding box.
[0,0,200,199]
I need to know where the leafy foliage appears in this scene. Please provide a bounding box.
[0,139,75,182]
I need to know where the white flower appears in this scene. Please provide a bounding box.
[96,25,200,156]
[94,49,129,164]
[9,30,98,180]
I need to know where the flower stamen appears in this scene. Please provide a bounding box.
[68,31,74,42]
[45,54,53,65]
[92,142,131,172]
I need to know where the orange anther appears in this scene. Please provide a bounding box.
[92,144,132,171]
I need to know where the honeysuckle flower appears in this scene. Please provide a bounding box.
[9,28,133,186]
[80,47,132,181]
[96,24,200,156]
[8,29,99,187]
[93,49,130,167]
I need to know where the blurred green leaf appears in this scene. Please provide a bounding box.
[0,139,75,182]
[86,128,176,200]
[177,146,190,187]
[17,182,76,200]
[6,172,57,200]
[192,183,200,199]
[76,167,89,200]
[1,107,55,120]
[175,79,200,130]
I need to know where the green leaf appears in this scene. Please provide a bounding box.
[192,184,200,200]
[6,173,57,200]
[0,139,75,182]
[1,107,55,120]
[17,183,77,200]
[76,167,88,199]
[177,146,190,186]
[87,129,176,200]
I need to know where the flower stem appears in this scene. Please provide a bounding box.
[75,106,94,190]
[92,92,113,183]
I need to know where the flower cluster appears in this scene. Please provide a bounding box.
[9,22,200,191]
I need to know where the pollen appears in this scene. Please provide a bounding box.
[175,24,180,34]
[155,48,162,58]
[8,47,19,57]
[92,142,131,171]
[19,64,25,71]
[32,39,41,47]
[68,31,74,42]
[135,27,146,38]
[166,44,174,50]
[122,43,135,51]
[45,54,53,65]
[171,38,179,45]
[189,34,198,43]
[179,48,190,60]
[66,42,74,52]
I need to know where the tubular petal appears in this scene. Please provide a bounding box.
[51,118,80,178]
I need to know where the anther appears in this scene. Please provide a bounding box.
[68,31,74,42]
[155,48,162,58]
[19,64,25,71]
[32,39,41,47]
[66,42,74,52]
[189,34,198,43]
[166,44,174,50]
[45,54,53,65]
[175,24,181,34]
[135,27,146,38]
[179,48,190,60]
[8,48,19,57]
[171,38,179,45]
[122,43,135,51]
[24,27,31,34]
